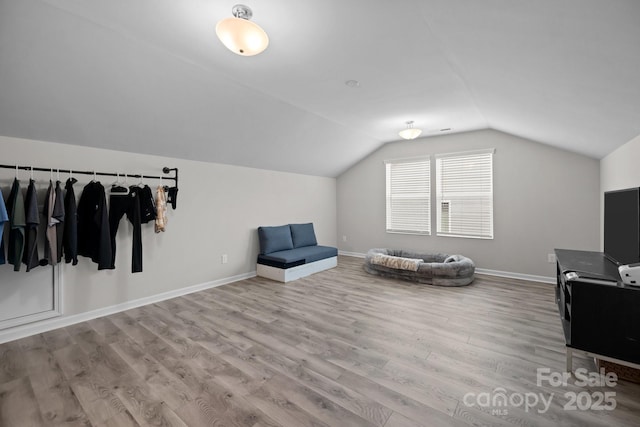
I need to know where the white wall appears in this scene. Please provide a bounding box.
[600,133,640,248]
[337,129,600,278]
[0,135,336,337]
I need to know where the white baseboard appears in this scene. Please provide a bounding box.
[338,251,366,258]
[339,250,555,284]
[475,268,554,284]
[0,271,256,345]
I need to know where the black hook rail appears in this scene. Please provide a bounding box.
[0,164,178,189]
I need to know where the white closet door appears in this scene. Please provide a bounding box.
[0,265,61,329]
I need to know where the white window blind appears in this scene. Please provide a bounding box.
[436,149,494,239]
[385,157,431,235]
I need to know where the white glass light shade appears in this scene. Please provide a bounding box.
[216,17,269,56]
[399,128,422,140]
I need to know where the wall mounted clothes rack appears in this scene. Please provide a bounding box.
[0,164,178,189]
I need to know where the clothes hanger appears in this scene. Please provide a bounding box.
[68,168,77,184]
[111,173,130,195]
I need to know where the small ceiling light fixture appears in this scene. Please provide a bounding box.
[216,4,269,56]
[399,121,422,140]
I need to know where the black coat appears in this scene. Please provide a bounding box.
[77,181,112,270]
[63,178,79,265]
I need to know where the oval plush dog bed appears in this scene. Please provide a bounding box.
[364,248,475,286]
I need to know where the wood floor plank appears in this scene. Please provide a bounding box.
[111,374,188,427]
[248,344,393,426]
[42,328,76,351]
[329,357,459,416]
[115,318,278,427]
[30,378,90,427]
[0,255,639,426]
[0,377,46,426]
[173,399,238,427]
[53,343,129,424]
[383,411,429,427]
[93,409,141,427]
[0,341,27,385]
[336,369,464,427]
[25,346,90,426]
[263,373,380,427]
[245,384,331,427]
[109,337,195,411]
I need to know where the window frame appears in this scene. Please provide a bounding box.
[435,149,495,240]
[384,156,431,235]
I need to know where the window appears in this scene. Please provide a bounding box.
[385,157,430,235]
[435,149,494,239]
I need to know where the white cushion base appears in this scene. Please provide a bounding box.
[257,256,337,283]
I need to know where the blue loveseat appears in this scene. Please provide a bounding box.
[256,223,338,282]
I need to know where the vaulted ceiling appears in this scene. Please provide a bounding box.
[1,0,639,177]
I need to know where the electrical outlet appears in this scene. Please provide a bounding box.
[221,254,228,264]
[547,253,556,263]
[342,235,347,242]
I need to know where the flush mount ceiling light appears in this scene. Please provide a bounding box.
[399,121,422,140]
[216,4,269,56]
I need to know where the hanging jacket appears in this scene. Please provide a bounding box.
[63,178,78,265]
[154,185,167,233]
[6,178,25,271]
[0,188,8,265]
[22,179,40,271]
[54,180,65,264]
[77,181,112,270]
[139,185,157,224]
[43,180,64,266]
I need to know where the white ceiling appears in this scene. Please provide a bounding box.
[1,0,639,177]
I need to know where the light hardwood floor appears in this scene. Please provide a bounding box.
[1,255,639,426]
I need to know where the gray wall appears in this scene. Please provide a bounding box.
[337,129,600,278]
[600,133,640,248]
[0,135,336,334]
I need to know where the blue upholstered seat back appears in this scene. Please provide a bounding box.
[258,225,294,255]
[258,223,320,255]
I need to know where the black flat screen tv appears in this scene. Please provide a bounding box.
[604,187,640,265]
